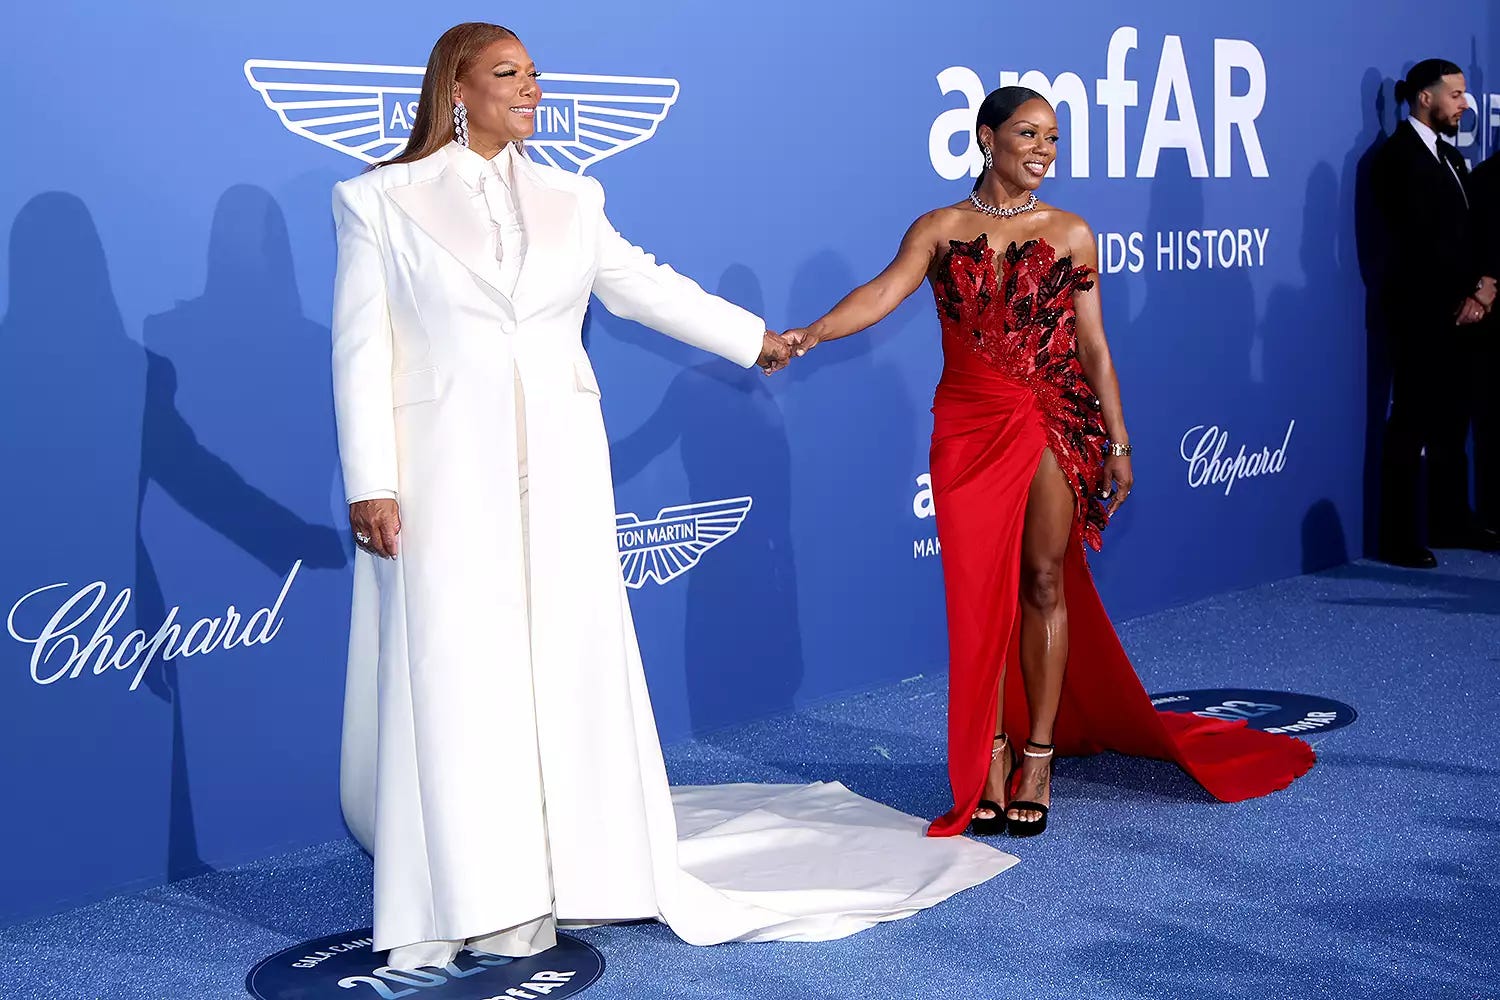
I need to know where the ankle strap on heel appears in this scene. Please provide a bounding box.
[1023,739,1055,759]
[990,733,1010,759]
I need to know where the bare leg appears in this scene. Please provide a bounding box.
[1008,450,1075,824]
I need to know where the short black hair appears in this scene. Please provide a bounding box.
[1394,59,1463,105]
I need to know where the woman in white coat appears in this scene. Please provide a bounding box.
[331,21,1013,972]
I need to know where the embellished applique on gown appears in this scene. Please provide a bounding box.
[924,234,1316,837]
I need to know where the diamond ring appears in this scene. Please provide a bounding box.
[354,531,371,545]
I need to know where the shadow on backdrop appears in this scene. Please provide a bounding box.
[1262,162,1353,572]
[1122,172,1257,609]
[135,185,346,884]
[1085,219,1141,588]
[1137,171,1258,419]
[606,266,804,739]
[1302,499,1350,574]
[1343,68,1395,559]
[0,194,162,921]
[0,189,350,923]
[779,248,927,702]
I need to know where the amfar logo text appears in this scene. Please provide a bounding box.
[616,498,752,588]
[912,475,941,558]
[8,563,304,691]
[245,60,679,172]
[1181,420,1295,495]
[929,26,1268,181]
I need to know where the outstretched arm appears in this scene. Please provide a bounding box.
[585,176,788,371]
[1068,218,1133,516]
[783,213,941,355]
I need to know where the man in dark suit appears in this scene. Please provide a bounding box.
[1371,58,1497,567]
[1467,147,1500,535]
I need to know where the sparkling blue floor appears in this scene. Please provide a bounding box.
[3,555,1498,1000]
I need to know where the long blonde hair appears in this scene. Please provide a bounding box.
[374,22,520,169]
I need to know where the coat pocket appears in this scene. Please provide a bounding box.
[573,360,602,398]
[392,366,441,407]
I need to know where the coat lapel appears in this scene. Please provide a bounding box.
[1395,121,1467,209]
[386,154,510,302]
[509,144,579,305]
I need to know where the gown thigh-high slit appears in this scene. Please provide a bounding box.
[1011,447,1076,749]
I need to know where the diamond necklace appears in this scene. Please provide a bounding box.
[968,191,1039,218]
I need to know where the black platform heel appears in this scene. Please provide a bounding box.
[968,734,1012,837]
[1006,740,1054,837]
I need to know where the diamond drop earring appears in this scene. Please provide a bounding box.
[982,144,993,170]
[454,102,469,147]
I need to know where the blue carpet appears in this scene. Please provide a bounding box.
[3,555,1497,1000]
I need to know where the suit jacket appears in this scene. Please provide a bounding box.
[1371,120,1482,326]
[1470,151,1500,282]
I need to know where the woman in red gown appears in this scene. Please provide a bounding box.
[783,87,1315,837]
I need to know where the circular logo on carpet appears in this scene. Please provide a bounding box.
[246,929,603,1000]
[1149,688,1357,737]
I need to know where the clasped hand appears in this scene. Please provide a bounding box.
[1458,276,1498,325]
[755,329,819,374]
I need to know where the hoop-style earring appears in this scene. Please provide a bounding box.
[981,144,993,170]
[454,102,469,147]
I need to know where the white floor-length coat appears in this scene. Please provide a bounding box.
[330,142,1013,959]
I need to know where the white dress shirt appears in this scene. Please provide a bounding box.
[349,141,529,505]
[448,140,528,296]
[1408,115,1468,204]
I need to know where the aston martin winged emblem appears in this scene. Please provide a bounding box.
[244,59,680,173]
[615,498,753,589]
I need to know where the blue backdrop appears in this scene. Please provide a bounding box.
[3,0,1496,925]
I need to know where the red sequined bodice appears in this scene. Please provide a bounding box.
[933,233,1110,549]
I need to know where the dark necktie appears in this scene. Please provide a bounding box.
[1437,141,1470,207]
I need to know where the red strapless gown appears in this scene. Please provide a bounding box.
[925,234,1315,837]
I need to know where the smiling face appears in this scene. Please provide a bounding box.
[452,36,541,151]
[980,98,1059,193]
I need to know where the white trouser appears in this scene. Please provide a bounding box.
[386,367,559,971]
[518,366,529,584]
[385,914,557,971]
